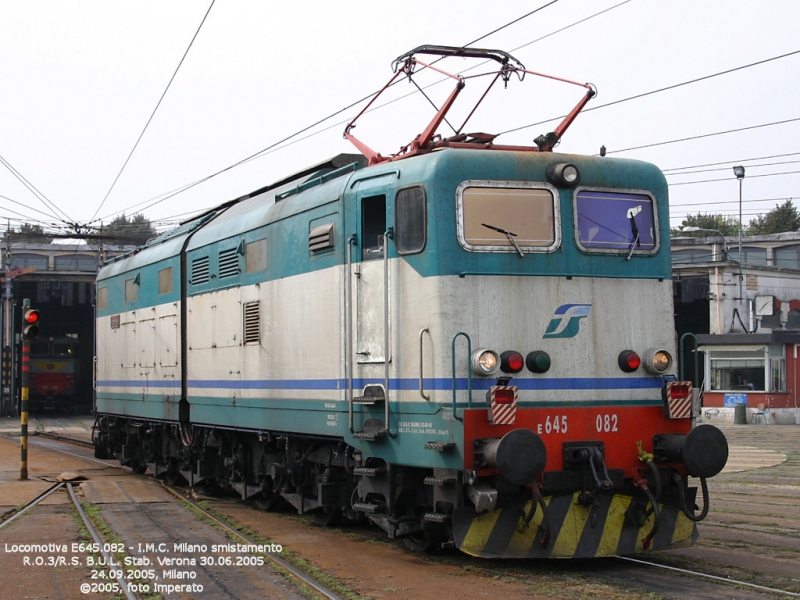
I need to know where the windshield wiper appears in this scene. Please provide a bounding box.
[626,206,642,261]
[482,223,524,258]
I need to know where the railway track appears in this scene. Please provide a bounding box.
[613,555,800,599]
[5,428,800,599]
[0,433,347,600]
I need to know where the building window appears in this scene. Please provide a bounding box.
[10,254,49,270]
[54,254,97,271]
[727,246,767,266]
[774,244,800,269]
[672,248,717,264]
[704,344,786,393]
[770,345,786,392]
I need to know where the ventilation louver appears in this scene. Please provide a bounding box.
[243,301,260,344]
[309,222,335,252]
[191,256,210,285]
[219,248,240,278]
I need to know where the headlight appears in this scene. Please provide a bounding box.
[546,163,580,187]
[643,348,672,374]
[471,349,500,376]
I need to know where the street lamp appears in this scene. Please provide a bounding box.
[733,166,745,302]
[680,226,727,260]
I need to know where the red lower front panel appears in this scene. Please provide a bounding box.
[463,404,691,475]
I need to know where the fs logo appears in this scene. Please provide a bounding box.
[543,304,591,338]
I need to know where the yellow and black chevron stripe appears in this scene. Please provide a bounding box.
[452,492,697,558]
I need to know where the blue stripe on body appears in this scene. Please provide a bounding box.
[97,376,664,392]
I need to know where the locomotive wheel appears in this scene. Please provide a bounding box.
[403,530,435,553]
[254,489,281,511]
[161,457,186,486]
[313,506,341,527]
[198,480,221,497]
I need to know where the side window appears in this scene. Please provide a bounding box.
[575,190,657,254]
[246,239,267,273]
[395,186,426,255]
[158,267,173,295]
[30,341,50,356]
[97,286,108,309]
[125,276,139,303]
[361,195,386,260]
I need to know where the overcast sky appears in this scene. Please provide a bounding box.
[1,0,798,237]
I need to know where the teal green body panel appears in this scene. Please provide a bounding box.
[96,394,182,421]
[95,148,673,473]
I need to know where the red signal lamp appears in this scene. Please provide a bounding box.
[22,308,40,340]
[618,350,641,372]
[500,351,524,373]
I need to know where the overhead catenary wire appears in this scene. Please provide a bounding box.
[501,49,800,137]
[0,154,73,224]
[101,0,634,222]
[89,0,216,224]
[109,43,799,225]
[662,151,800,173]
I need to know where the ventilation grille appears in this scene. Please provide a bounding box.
[243,301,260,344]
[309,222,335,252]
[219,248,240,278]
[191,256,210,285]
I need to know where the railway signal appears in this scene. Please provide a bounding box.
[22,307,40,340]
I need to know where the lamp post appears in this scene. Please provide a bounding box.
[733,165,745,302]
[680,226,727,260]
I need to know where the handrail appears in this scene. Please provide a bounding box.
[450,332,472,421]
[383,227,395,436]
[346,233,357,433]
[419,328,430,401]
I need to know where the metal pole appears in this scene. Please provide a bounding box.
[738,176,743,303]
[20,298,29,480]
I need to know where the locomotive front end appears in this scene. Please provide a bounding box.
[432,153,729,559]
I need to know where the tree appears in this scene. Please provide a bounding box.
[672,213,740,237]
[4,223,53,243]
[99,213,157,246]
[747,199,800,235]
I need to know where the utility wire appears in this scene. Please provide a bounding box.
[500,49,800,137]
[607,116,800,155]
[99,0,570,221]
[0,153,72,223]
[90,0,216,223]
[663,152,800,172]
[669,169,800,186]
[665,159,800,177]
[0,192,67,223]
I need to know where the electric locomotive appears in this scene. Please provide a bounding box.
[29,336,80,413]
[93,46,728,558]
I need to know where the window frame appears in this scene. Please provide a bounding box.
[702,344,786,393]
[395,185,427,255]
[573,186,660,256]
[455,180,561,254]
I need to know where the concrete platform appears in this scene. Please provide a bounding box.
[0,413,93,441]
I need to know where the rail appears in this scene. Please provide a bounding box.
[160,483,343,600]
